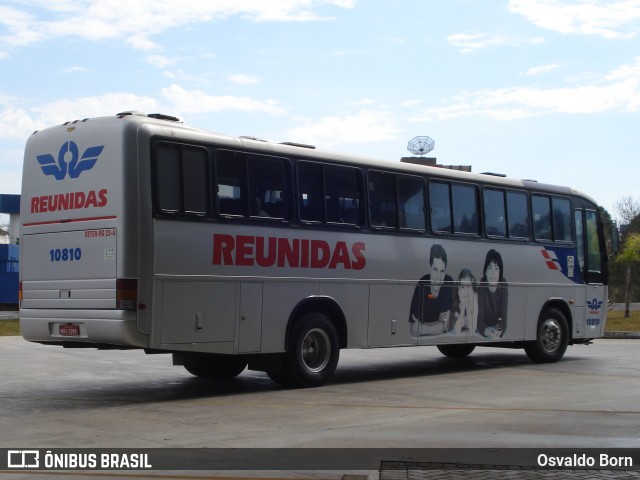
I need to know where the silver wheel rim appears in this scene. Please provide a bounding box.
[301,328,331,373]
[541,318,562,353]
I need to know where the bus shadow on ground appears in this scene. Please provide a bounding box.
[7,350,586,413]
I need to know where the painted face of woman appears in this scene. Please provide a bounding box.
[486,261,500,289]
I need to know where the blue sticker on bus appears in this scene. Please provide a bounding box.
[37,141,104,180]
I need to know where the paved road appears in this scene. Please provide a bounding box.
[0,336,638,479]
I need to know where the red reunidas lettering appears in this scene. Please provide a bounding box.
[213,234,366,270]
[30,189,108,213]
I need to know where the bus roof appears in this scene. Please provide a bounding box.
[31,111,598,205]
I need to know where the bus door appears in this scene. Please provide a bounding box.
[575,209,607,337]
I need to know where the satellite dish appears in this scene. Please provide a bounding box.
[407,136,435,156]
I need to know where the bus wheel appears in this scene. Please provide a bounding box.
[437,344,476,358]
[524,308,569,363]
[183,354,248,380]
[284,312,340,388]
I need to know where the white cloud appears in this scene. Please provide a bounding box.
[62,66,88,74]
[147,55,181,69]
[287,109,400,148]
[524,64,560,76]
[161,84,284,115]
[0,1,356,51]
[411,58,640,121]
[448,32,545,53]
[229,74,260,85]
[0,93,161,141]
[509,0,640,39]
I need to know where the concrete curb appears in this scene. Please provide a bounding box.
[603,331,640,339]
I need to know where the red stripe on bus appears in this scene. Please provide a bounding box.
[23,215,118,227]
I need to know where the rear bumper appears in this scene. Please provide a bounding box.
[19,308,148,348]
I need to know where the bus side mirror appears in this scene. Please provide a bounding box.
[611,226,620,255]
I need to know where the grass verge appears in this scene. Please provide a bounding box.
[605,309,640,332]
[0,319,21,336]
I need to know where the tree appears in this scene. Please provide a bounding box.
[613,196,640,317]
[614,196,640,226]
[616,233,640,317]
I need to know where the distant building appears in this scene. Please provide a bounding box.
[400,156,472,172]
[0,194,20,244]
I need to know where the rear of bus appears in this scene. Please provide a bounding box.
[19,115,147,348]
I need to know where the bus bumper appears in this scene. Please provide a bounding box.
[19,309,148,348]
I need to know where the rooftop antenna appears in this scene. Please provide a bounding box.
[407,136,435,156]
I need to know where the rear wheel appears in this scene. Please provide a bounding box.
[183,353,248,380]
[524,308,569,363]
[437,344,476,358]
[270,312,340,388]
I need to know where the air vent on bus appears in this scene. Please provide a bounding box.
[280,141,316,150]
[480,172,507,177]
[239,136,268,142]
[148,113,181,122]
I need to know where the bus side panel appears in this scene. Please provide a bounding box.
[160,280,237,346]
[319,282,370,348]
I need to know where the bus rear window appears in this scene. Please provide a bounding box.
[155,143,208,216]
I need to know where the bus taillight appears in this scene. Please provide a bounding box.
[116,279,138,310]
[18,281,22,307]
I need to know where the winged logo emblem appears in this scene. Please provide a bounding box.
[586,298,603,311]
[37,141,104,180]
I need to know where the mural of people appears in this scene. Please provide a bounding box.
[449,268,478,335]
[477,249,508,338]
[409,244,453,336]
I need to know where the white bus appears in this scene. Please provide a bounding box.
[20,112,610,387]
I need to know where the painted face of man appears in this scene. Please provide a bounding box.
[430,257,446,287]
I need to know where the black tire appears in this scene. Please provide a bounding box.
[437,344,476,358]
[183,353,248,380]
[280,312,340,388]
[524,308,569,363]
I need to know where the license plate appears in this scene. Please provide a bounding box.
[59,323,80,336]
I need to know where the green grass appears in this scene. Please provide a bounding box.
[0,319,21,336]
[0,312,638,337]
[605,309,640,332]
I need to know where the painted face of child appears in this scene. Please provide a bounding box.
[458,277,472,303]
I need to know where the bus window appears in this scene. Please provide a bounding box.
[182,148,208,215]
[585,210,604,283]
[552,197,572,242]
[368,171,397,229]
[298,162,324,223]
[398,176,425,231]
[156,144,182,213]
[484,189,506,237]
[325,166,361,225]
[507,191,530,239]
[532,195,552,241]
[575,209,585,276]
[429,181,451,233]
[216,150,248,217]
[156,143,208,215]
[248,154,288,219]
[452,184,478,234]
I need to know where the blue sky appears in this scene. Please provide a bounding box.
[1,0,639,227]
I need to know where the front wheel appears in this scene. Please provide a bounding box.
[437,344,476,358]
[274,313,340,388]
[524,308,569,363]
